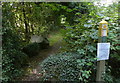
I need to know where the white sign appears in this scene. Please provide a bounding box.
[97,43,110,61]
[102,29,107,36]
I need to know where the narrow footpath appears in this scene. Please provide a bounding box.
[21,39,62,81]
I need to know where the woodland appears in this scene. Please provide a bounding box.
[1,1,120,82]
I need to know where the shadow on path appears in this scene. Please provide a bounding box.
[21,39,62,81]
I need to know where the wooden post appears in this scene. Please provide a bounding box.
[96,20,108,82]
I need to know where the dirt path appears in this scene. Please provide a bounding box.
[21,39,62,81]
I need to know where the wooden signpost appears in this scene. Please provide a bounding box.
[96,20,110,82]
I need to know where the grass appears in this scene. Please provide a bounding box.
[48,30,63,46]
[48,29,68,52]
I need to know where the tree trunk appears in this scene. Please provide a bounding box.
[22,2,29,42]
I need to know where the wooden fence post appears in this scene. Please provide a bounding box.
[96,20,108,82]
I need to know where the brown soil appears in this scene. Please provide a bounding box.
[21,39,62,81]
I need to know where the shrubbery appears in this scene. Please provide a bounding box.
[40,52,96,82]
[107,19,120,81]
[22,43,41,57]
[2,49,28,81]
[62,10,120,81]
[2,27,29,82]
[2,5,50,81]
[22,38,49,57]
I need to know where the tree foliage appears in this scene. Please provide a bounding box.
[2,1,120,82]
[2,2,29,81]
[62,2,120,82]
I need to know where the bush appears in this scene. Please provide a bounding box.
[40,52,96,82]
[2,49,28,82]
[22,42,41,57]
[63,15,120,81]
[40,38,49,49]
[2,27,29,82]
[22,38,49,57]
[105,17,120,80]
